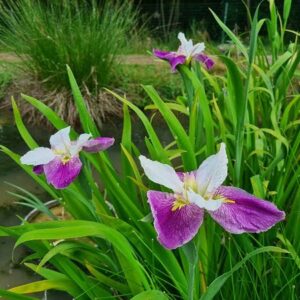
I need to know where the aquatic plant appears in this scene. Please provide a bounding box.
[20,126,114,189]
[0,0,299,299]
[139,144,284,249]
[154,32,215,71]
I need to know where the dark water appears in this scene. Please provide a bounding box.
[0,106,174,298]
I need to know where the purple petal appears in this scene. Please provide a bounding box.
[43,157,82,189]
[153,49,186,72]
[209,186,285,234]
[148,191,204,249]
[195,54,215,70]
[33,165,44,175]
[82,137,114,153]
[153,49,174,59]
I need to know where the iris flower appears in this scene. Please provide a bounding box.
[153,32,215,72]
[139,143,285,249]
[20,127,114,189]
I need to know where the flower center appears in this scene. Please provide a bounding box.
[172,195,189,211]
[172,174,197,211]
[61,154,71,164]
[185,56,193,65]
[53,149,72,164]
[171,173,235,212]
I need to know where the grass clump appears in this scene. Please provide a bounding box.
[0,0,139,91]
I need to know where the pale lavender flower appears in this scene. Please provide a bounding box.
[139,143,285,249]
[153,32,215,71]
[20,127,114,189]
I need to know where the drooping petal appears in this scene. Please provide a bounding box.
[148,191,204,249]
[82,137,115,153]
[195,54,215,69]
[139,156,184,193]
[69,133,92,156]
[153,49,173,60]
[187,190,223,211]
[153,49,186,71]
[43,156,82,189]
[49,127,71,152]
[208,186,285,234]
[33,165,44,175]
[168,55,187,71]
[196,143,228,195]
[20,147,55,166]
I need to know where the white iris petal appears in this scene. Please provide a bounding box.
[177,32,205,58]
[20,147,55,166]
[190,42,205,56]
[139,155,184,194]
[196,143,228,195]
[187,189,223,211]
[70,133,91,156]
[49,126,71,152]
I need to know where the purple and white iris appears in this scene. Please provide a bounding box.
[20,127,114,189]
[153,32,215,72]
[139,143,285,249]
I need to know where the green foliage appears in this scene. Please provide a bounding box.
[116,64,182,104]
[0,65,12,99]
[0,0,139,90]
[0,0,300,299]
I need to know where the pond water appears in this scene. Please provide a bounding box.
[0,106,174,298]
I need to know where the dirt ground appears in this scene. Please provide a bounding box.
[0,52,163,65]
[0,52,23,63]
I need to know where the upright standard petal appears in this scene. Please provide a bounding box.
[190,42,205,57]
[83,137,115,153]
[20,147,55,166]
[209,186,285,234]
[69,133,92,156]
[196,143,228,195]
[139,156,184,193]
[178,32,188,45]
[195,54,215,70]
[153,49,186,71]
[49,127,71,152]
[43,156,82,189]
[177,32,194,56]
[148,191,204,249]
